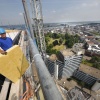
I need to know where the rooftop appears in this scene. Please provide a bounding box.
[60,49,74,57]
[79,64,100,79]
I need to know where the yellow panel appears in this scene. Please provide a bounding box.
[0,45,29,83]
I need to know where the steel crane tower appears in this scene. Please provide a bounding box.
[30,0,46,58]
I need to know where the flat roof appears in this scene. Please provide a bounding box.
[79,64,100,79]
[60,49,74,57]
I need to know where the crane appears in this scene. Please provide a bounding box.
[30,0,46,58]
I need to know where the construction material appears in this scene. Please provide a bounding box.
[0,45,29,83]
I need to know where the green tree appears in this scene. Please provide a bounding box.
[67,40,74,48]
[64,33,80,48]
[59,38,63,45]
[90,56,100,63]
[65,33,69,39]
[50,49,57,54]
[90,56,100,69]
[53,40,58,46]
[49,43,53,48]
[93,63,100,69]
[84,42,89,49]
[52,33,60,39]
[45,37,50,45]
[45,32,52,37]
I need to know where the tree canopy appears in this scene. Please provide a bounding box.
[65,33,79,48]
[90,56,100,69]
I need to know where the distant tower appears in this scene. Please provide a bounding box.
[30,0,46,58]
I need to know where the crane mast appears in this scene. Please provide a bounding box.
[30,0,46,57]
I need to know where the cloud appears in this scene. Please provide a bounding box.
[19,13,23,16]
[82,3,87,7]
[82,2,99,7]
[43,0,100,23]
[52,10,56,13]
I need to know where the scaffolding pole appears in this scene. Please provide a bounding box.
[22,0,34,39]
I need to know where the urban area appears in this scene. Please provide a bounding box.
[0,0,100,100]
[43,22,100,100]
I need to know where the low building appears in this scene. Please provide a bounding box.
[66,86,95,100]
[57,49,83,78]
[57,49,74,62]
[85,41,100,56]
[92,80,100,92]
[79,64,100,79]
[72,43,85,55]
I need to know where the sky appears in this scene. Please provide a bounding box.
[0,0,100,25]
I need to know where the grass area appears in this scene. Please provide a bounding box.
[82,59,93,67]
[48,38,65,51]
[48,38,53,44]
[48,38,59,45]
[53,44,65,51]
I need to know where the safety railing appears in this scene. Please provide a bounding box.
[26,29,63,100]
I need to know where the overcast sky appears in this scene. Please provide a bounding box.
[0,0,100,25]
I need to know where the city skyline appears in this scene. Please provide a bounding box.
[0,0,100,25]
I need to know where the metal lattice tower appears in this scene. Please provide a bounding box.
[30,0,46,57]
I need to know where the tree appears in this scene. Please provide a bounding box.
[49,43,53,48]
[65,38,74,48]
[93,63,100,69]
[53,40,58,46]
[90,56,100,63]
[45,32,52,37]
[45,37,50,45]
[46,46,51,53]
[67,40,74,48]
[64,33,80,48]
[59,38,63,45]
[90,56,100,69]
[52,33,59,39]
[51,49,57,54]
[84,42,89,49]
[65,33,69,39]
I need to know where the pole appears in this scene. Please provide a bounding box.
[23,13,28,29]
[22,0,34,39]
[55,63,59,80]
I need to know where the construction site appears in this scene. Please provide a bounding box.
[0,0,100,100]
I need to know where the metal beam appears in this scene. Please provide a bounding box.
[22,0,34,39]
